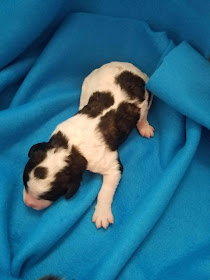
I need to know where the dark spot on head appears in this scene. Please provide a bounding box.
[79,91,114,118]
[23,143,48,190]
[34,166,48,179]
[28,142,49,158]
[98,102,140,151]
[115,71,146,103]
[50,131,68,150]
[39,146,87,201]
[23,132,68,193]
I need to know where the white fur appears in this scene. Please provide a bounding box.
[80,62,149,120]
[24,62,154,229]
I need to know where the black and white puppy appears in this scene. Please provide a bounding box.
[23,62,154,229]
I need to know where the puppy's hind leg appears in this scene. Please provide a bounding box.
[137,110,154,138]
[137,92,154,138]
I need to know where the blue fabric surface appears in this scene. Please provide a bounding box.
[67,0,210,58]
[147,42,210,129]
[0,1,210,280]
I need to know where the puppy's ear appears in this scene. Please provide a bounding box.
[64,145,87,199]
[28,142,48,158]
[65,181,80,199]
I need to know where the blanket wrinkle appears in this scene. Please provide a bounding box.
[156,241,210,279]
[147,42,210,129]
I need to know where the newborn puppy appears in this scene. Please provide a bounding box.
[23,62,154,229]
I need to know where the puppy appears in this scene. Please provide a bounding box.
[23,62,154,229]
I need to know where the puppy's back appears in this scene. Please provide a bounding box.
[80,62,149,110]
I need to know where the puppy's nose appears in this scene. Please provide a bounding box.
[23,189,39,209]
[24,200,36,208]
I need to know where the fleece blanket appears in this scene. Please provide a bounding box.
[0,1,210,280]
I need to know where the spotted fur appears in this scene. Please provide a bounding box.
[23,62,154,228]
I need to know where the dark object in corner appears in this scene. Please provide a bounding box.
[38,275,62,280]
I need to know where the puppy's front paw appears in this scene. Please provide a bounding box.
[137,121,154,138]
[92,204,114,229]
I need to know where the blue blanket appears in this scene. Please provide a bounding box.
[0,1,210,280]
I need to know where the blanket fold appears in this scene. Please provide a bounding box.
[147,42,210,129]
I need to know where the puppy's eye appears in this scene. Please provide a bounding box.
[34,166,48,179]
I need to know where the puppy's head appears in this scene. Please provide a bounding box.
[23,131,87,210]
